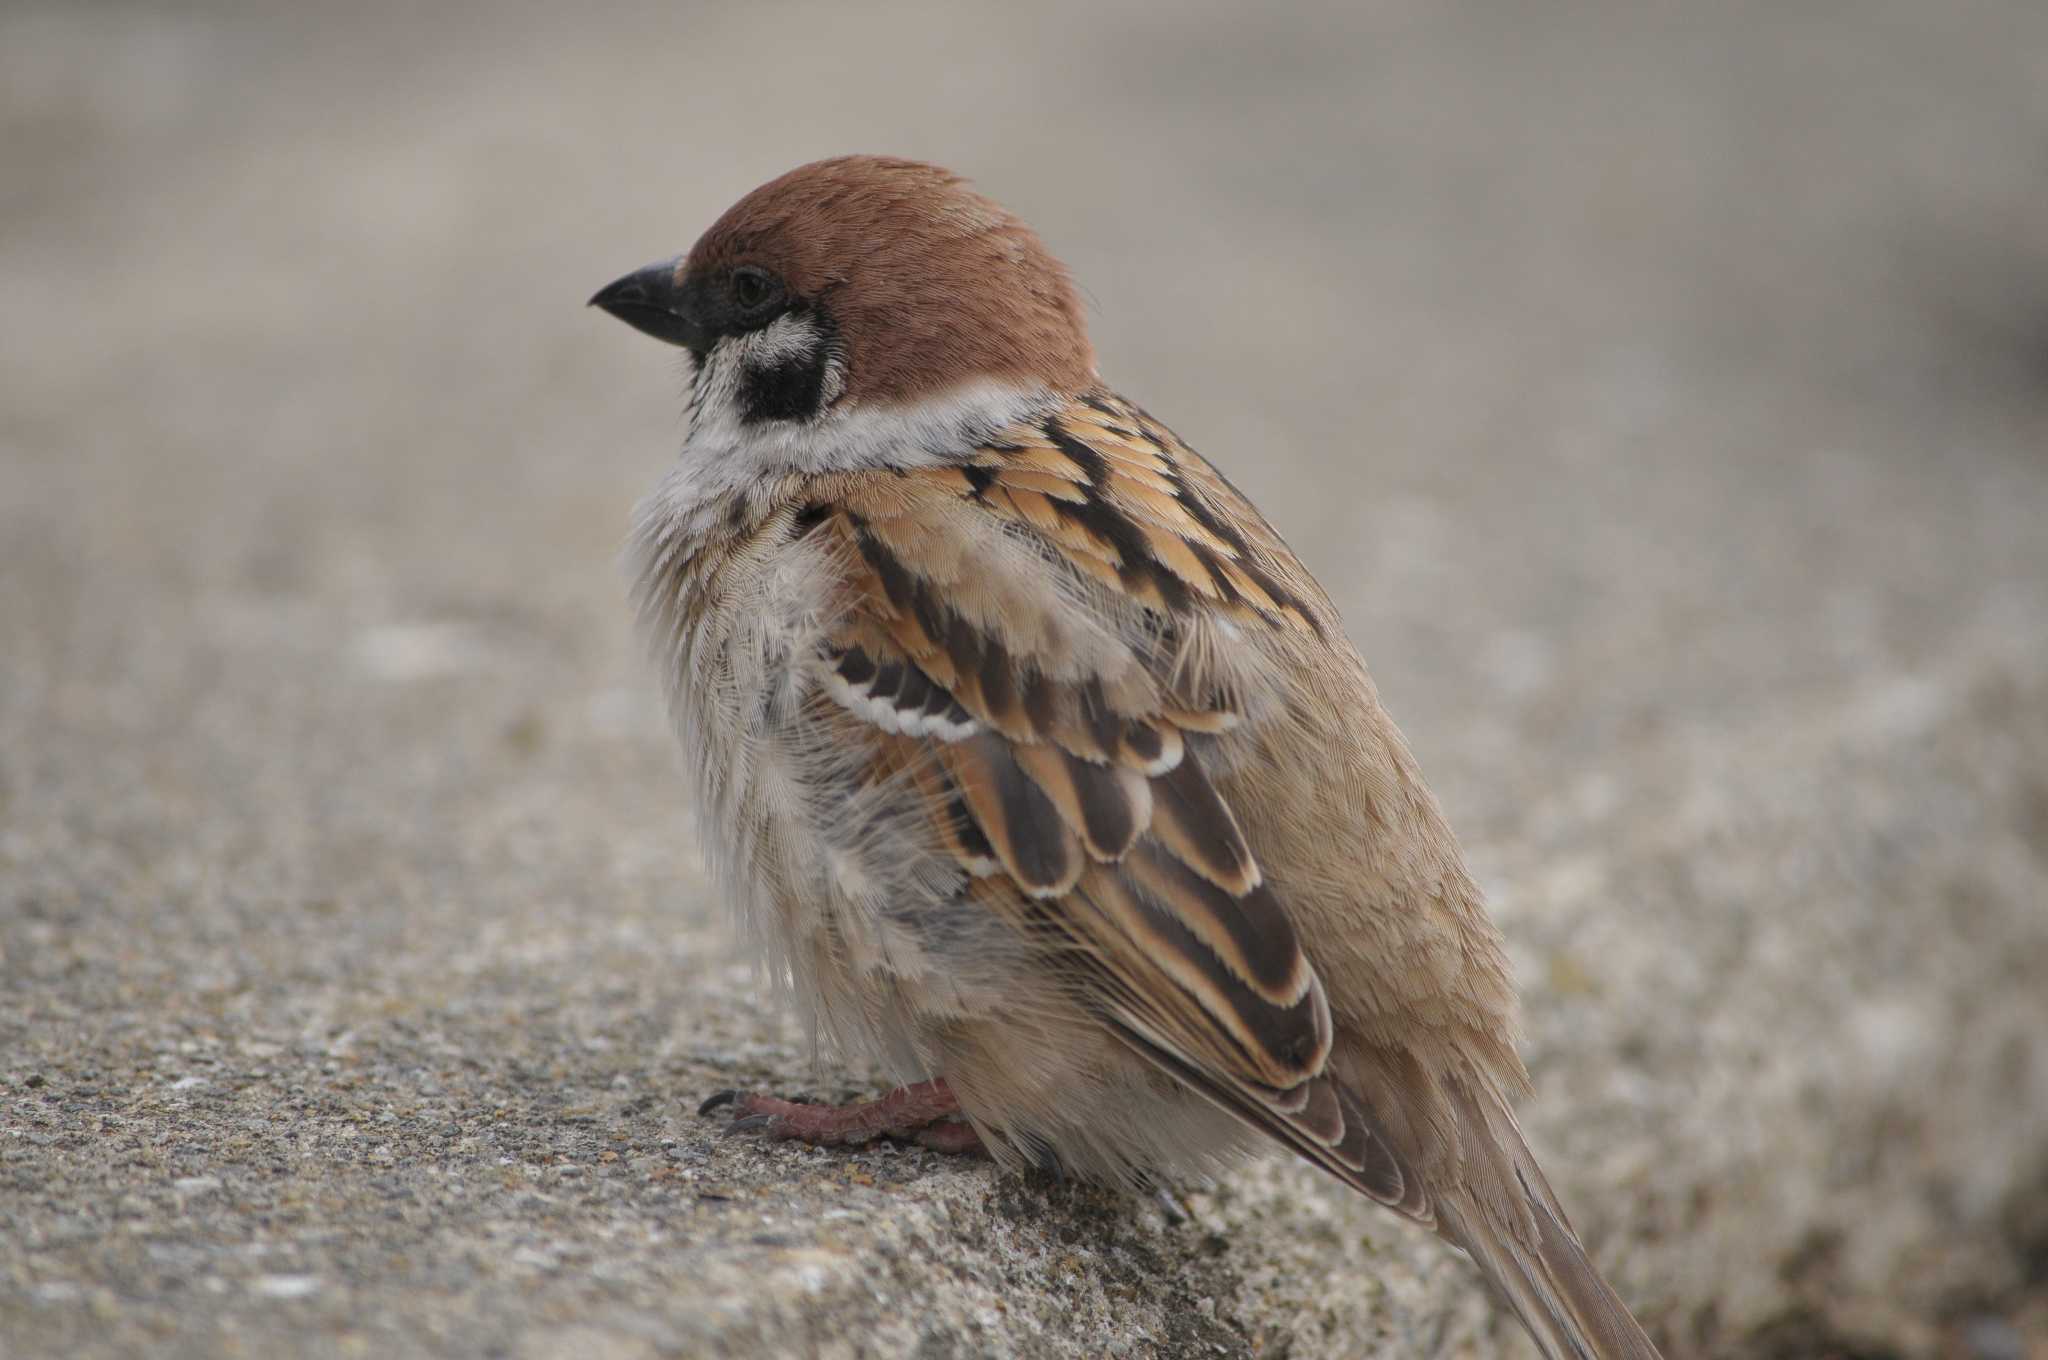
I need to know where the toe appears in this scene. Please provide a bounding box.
[725,1113,785,1139]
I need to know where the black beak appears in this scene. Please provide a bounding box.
[588,256,708,351]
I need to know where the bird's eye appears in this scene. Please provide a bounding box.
[731,266,780,316]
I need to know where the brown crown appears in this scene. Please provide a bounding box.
[685,156,1098,407]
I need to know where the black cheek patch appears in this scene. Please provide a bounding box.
[736,305,839,424]
[739,351,830,422]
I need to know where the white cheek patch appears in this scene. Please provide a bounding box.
[816,352,847,408]
[744,311,824,366]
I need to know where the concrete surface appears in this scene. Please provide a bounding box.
[4,2,2047,1357]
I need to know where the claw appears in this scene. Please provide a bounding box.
[697,1089,740,1116]
[726,1113,782,1138]
[1153,1185,1190,1224]
[1021,1132,1066,1183]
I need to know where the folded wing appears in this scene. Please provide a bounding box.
[799,391,1429,1219]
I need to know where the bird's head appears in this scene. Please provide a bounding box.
[592,156,1097,466]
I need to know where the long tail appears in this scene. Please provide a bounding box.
[1434,1180,1661,1360]
[1429,1079,1663,1360]
[1104,1022,1662,1357]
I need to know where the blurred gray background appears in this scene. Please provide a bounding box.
[4,2,2046,1357]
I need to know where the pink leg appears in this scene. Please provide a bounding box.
[699,1078,985,1154]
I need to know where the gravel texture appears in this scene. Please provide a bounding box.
[4,3,2047,1357]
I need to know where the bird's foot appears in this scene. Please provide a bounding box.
[698,1078,984,1154]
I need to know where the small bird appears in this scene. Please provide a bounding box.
[593,156,1662,1359]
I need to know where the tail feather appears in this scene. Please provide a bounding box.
[1435,1179,1662,1360]
[1104,1017,1662,1357]
[1430,1076,1663,1360]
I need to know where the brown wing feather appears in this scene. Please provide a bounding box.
[804,390,1401,1190]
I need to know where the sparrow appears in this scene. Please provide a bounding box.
[592,155,1662,1360]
